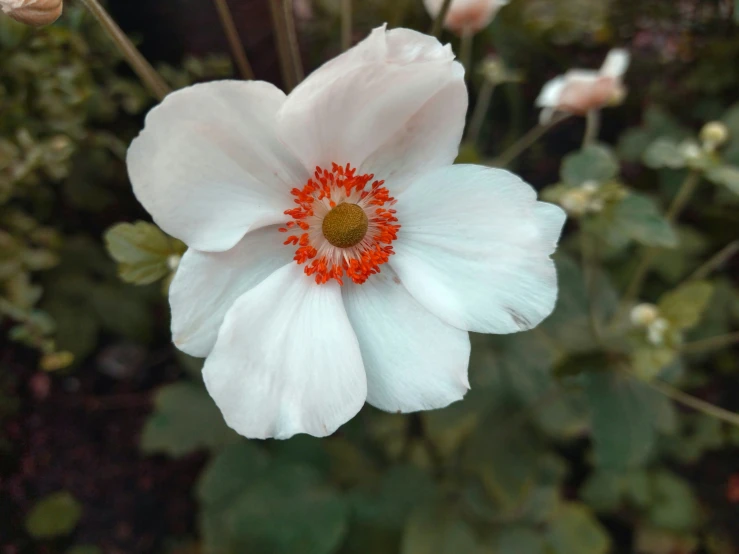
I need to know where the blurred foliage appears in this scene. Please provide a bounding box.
[0,7,230,371]
[5,0,739,553]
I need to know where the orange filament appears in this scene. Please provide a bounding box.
[279,163,400,285]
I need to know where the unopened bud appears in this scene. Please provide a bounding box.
[167,254,182,271]
[700,121,729,150]
[630,303,659,327]
[560,189,591,216]
[647,317,669,346]
[1,0,62,27]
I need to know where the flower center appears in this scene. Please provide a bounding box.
[322,203,369,248]
[279,163,400,286]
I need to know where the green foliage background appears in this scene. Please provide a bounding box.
[3,1,739,553]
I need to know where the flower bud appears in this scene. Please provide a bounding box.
[423,0,509,35]
[560,189,591,216]
[647,317,669,345]
[700,121,729,151]
[1,0,62,27]
[167,254,182,271]
[630,303,659,327]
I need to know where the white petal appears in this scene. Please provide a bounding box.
[169,225,295,358]
[343,267,470,413]
[600,49,630,79]
[128,81,308,252]
[202,264,367,439]
[535,75,566,108]
[277,26,464,178]
[359,62,467,194]
[391,165,566,334]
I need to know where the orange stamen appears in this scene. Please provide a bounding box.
[280,163,400,285]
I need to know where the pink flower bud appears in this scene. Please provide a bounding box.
[423,0,509,35]
[536,49,630,123]
[1,0,62,27]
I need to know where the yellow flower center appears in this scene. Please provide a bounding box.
[322,203,369,248]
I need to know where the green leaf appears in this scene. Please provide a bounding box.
[196,442,269,507]
[706,165,739,195]
[226,465,348,554]
[609,193,678,248]
[140,382,238,457]
[401,506,482,554]
[422,399,480,458]
[632,345,678,381]
[104,221,182,285]
[26,491,82,539]
[496,526,547,553]
[647,471,700,531]
[561,145,619,185]
[547,503,610,554]
[643,139,686,169]
[585,372,656,469]
[658,281,715,330]
[44,299,99,360]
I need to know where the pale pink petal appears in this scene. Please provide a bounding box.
[169,226,295,358]
[390,165,565,334]
[202,264,367,439]
[128,81,308,252]
[277,26,464,188]
[342,267,470,413]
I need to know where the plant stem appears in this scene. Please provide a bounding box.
[211,0,254,80]
[269,0,296,91]
[283,0,304,83]
[681,331,739,354]
[459,28,473,75]
[494,113,569,167]
[466,80,495,145]
[686,240,739,282]
[581,232,604,345]
[582,109,601,147]
[341,0,352,51]
[431,0,453,37]
[621,170,702,307]
[78,0,170,101]
[646,378,739,427]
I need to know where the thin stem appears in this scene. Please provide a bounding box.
[581,232,604,345]
[211,0,254,80]
[78,0,170,101]
[466,80,495,145]
[646,378,739,428]
[494,113,569,167]
[269,0,295,91]
[665,170,701,221]
[582,109,601,147]
[431,0,453,37]
[621,170,702,307]
[681,331,739,354]
[459,29,473,75]
[341,0,352,51]
[686,241,739,282]
[283,0,304,83]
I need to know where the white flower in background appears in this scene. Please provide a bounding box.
[423,0,509,35]
[631,303,669,346]
[536,49,630,124]
[127,26,565,440]
[1,0,62,26]
[700,121,729,152]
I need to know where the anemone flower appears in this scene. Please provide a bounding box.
[536,49,630,124]
[423,0,509,35]
[127,26,565,439]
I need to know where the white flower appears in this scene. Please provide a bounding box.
[630,303,659,327]
[536,49,630,124]
[647,317,669,346]
[1,0,62,26]
[423,0,509,35]
[700,121,729,152]
[127,26,565,440]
